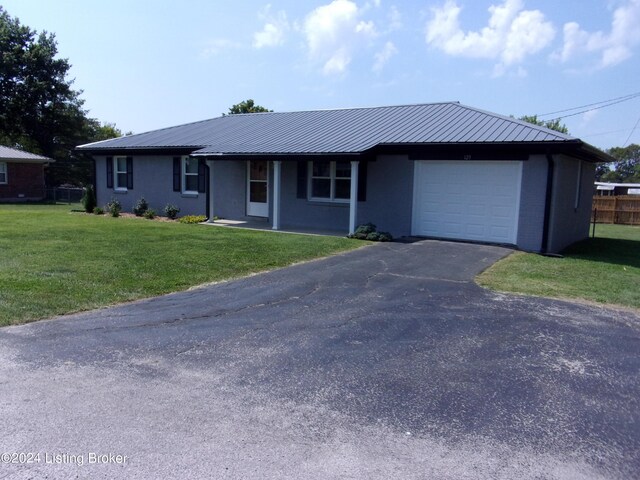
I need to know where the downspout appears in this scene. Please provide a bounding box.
[541,153,555,253]
[92,156,97,206]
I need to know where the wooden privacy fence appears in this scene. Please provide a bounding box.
[592,196,640,225]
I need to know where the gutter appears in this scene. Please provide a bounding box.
[541,153,555,254]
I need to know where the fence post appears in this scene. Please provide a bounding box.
[592,208,597,238]
[613,196,618,224]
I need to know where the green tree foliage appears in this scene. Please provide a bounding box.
[600,144,640,183]
[595,162,612,181]
[226,99,272,115]
[0,7,122,186]
[518,115,569,134]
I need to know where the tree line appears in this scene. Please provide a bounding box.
[0,6,123,187]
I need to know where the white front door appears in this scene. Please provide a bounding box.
[247,160,269,217]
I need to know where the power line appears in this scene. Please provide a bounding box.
[537,91,640,117]
[581,128,633,139]
[623,114,640,147]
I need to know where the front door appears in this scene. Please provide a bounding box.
[246,160,269,217]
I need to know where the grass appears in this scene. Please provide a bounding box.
[477,224,640,309]
[0,203,362,326]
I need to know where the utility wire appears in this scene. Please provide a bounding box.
[537,91,640,117]
[623,114,640,147]
[541,95,640,121]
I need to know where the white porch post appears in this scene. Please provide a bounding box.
[206,160,215,222]
[349,160,359,234]
[272,160,281,230]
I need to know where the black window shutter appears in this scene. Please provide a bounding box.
[173,157,181,192]
[126,157,133,189]
[357,161,367,202]
[197,159,206,193]
[297,161,308,199]
[106,157,113,188]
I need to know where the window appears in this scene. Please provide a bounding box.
[106,156,132,190]
[173,156,203,194]
[309,160,351,202]
[114,157,128,190]
[182,156,199,194]
[0,162,6,184]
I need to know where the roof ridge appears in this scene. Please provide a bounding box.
[230,101,461,116]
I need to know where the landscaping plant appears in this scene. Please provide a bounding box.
[178,215,207,224]
[348,223,393,242]
[81,185,97,213]
[106,198,122,217]
[133,197,149,216]
[164,204,180,219]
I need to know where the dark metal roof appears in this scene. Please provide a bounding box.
[77,102,608,161]
[0,145,52,162]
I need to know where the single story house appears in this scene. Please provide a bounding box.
[0,145,53,202]
[595,182,640,196]
[77,102,612,253]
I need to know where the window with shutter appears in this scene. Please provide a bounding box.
[0,162,7,184]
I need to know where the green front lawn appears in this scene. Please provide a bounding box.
[0,204,362,326]
[477,224,640,309]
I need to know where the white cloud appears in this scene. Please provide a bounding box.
[253,5,289,49]
[303,0,378,75]
[553,0,640,68]
[425,0,555,74]
[388,6,402,31]
[201,38,242,57]
[373,41,398,72]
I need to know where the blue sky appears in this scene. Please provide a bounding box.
[3,0,640,150]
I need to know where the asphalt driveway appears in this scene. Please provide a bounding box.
[1,240,639,479]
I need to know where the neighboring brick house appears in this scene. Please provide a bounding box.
[0,145,53,202]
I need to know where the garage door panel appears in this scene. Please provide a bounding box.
[413,161,521,244]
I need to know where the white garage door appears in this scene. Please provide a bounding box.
[412,160,522,244]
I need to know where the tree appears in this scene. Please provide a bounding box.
[0,6,122,186]
[226,99,272,115]
[601,144,640,183]
[518,115,569,134]
[595,163,612,182]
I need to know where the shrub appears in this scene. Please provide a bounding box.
[81,185,97,213]
[348,222,393,242]
[366,232,381,241]
[106,198,122,217]
[164,204,180,219]
[178,215,207,224]
[133,197,149,216]
[93,207,104,215]
[143,209,156,219]
[355,223,376,235]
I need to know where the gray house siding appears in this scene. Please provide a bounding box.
[358,155,414,236]
[212,160,246,220]
[270,155,413,236]
[547,155,595,253]
[278,160,349,231]
[95,156,206,216]
[516,155,548,251]
[93,151,596,254]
